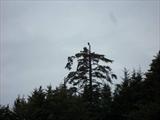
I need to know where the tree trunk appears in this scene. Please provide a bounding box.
[88,43,93,103]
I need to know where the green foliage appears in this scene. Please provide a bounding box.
[13,96,27,120]
[112,69,143,120]
[1,50,159,120]
[65,44,116,104]
[65,45,116,89]
[128,51,160,120]
[0,105,16,120]
[112,51,160,120]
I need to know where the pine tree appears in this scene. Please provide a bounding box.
[65,43,116,103]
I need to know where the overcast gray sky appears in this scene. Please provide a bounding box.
[0,0,160,105]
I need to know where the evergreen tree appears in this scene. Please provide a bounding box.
[0,105,16,120]
[112,69,143,120]
[100,84,112,120]
[27,86,47,120]
[3,48,159,120]
[13,96,27,120]
[65,43,116,102]
[127,51,160,120]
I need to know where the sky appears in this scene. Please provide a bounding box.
[0,0,160,105]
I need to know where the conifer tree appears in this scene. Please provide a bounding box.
[65,43,117,102]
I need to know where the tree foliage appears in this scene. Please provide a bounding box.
[65,43,116,103]
[0,50,159,120]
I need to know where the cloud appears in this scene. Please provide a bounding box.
[0,0,159,105]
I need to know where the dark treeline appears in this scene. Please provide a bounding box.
[0,47,160,120]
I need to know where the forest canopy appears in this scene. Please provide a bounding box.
[0,45,160,120]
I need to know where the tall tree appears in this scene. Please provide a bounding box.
[112,69,143,120]
[13,96,27,120]
[144,51,160,102]
[127,51,160,120]
[0,105,16,120]
[65,43,116,102]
